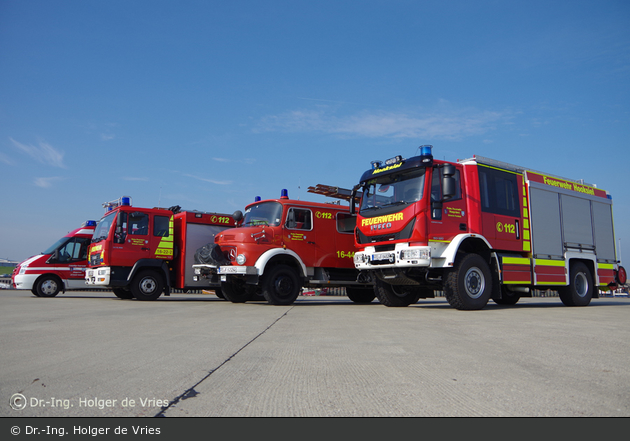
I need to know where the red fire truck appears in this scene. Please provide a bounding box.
[85,196,236,300]
[192,189,375,305]
[12,220,97,297]
[349,145,626,310]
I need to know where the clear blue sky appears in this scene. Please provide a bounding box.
[1,0,629,263]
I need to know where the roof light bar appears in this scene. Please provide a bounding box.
[102,196,132,212]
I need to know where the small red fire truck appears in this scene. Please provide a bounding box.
[349,145,626,310]
[12,220,97,297]
[85,196,236,300]
[192,189,375,305]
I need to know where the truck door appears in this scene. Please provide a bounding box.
[428,165,468,242]
[112,210,158,266]
[283,207,318,266]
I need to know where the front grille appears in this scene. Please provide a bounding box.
[357,218,415,245]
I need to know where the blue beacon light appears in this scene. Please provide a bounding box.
[280,189,289,199]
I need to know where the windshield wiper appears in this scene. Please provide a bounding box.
[382,201,408,208]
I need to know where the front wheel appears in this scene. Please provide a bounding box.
[261,265,301,305]
[374,279,424,307]
[221,278,256,303]
[35,276,62,297]
[130,270,164,301]
[558,262,593,307]
[113,288,134,299]
[346,286,376,304]
[444,253,493,310]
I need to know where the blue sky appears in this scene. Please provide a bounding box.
[1,0,629,263]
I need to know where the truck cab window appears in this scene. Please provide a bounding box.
[129,212,149,235]
[154,216,170,237]
[478,167,520,217]
[432,166,462,201]
[286,208,312,230]
[337,213,356,234]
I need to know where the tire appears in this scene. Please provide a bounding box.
[130,270,164,301]
[113,288,133,299]
[444,253,493,310]
[34,275,62,297]
[492,286,520,305]
[261,265,301,305]
[374,279,424,307]
[31,288,41,297]
[221,278,256,303]
[248,290,266,302]
[558,262,593,307]
[346,286,376,304]
[214,288,225,299]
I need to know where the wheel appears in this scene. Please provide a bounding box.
[221,278,256,303]
[492,286,520,305]
[558,262,593,307]
[31,288,41,297]
[214,288,225,299]
[373,279,424,307]
[346,286,376,304]
[35,275,62,297]
[130,270,164,301]
[113,288,133,299]
[444,253,493,310]
[261,265,301,305]
[248,289,266,302]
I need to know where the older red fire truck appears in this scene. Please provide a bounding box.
[85,196,236,300]
[12,220,97,297]
[192,189,375,305]
[349,145,626,310]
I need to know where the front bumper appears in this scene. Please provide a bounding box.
[85,267,111,286]
[12,274,38,290]
[354,243,431,270]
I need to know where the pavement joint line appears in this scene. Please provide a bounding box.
[154,306,294,417]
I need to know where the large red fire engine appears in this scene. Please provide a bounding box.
[12,220,97,297]
[192,189,375,305]
[85,196,236,300]
[346,145,626,310]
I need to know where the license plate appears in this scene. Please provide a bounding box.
[371,252,394,262]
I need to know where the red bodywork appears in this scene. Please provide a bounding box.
[215,198,356,270]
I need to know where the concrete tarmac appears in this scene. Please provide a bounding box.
[1,289,629,417]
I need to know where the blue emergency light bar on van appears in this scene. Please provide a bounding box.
[102,196,132,212]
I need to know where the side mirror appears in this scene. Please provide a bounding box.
[443,176,457,200]
[350,184,361,215]
[431,200,443,220]
[442,165,457,200]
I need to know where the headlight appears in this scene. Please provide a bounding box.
[98,269,107,275]
[194,267,201,275]
[236,254,247,265]
[400,249,430,260]
[354,253,367,264]
[19,266,26,275]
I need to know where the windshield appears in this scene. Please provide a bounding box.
[91,212,115,243]
[42,237,70,255]
[243,202,283,226]
[360,169,426,212]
